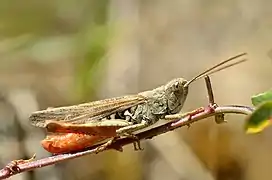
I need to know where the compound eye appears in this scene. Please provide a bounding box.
[174,81,179,90]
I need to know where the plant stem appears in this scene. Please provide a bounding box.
[0,104,253,179]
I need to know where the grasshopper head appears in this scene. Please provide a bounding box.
[165,78,189,114]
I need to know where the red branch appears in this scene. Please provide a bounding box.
[0,104,253,179]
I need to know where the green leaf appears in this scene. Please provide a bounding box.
[251,90,272,106]
[245,101,272,134]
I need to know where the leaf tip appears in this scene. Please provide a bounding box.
[245,120,271,134]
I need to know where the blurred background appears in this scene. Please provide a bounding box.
[0,0,272,180]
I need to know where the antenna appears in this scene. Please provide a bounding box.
[184,53,247,87]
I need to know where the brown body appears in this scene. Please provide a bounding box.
[29,53,247,153]
[31,79,189,153]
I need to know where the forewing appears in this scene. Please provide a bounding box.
[30,94,146,128]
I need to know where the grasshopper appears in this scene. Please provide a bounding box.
[29,53,247,154]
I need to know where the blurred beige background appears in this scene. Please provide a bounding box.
[0,0,271,180]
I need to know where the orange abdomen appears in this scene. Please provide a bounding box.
[41,133,109,154]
